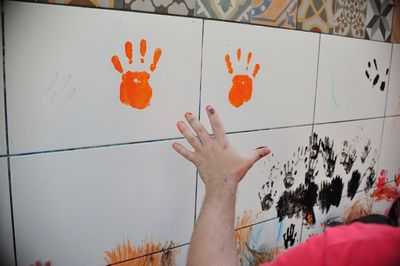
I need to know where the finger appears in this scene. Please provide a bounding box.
[184,112,211,144]
[45,262,51,266]
[247,147,271,167]
[206,105,227,142]
[177,121,202,151]
[172,142,197,164]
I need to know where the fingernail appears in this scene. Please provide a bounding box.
[184,112,192,117]
[206,105,215,114]
[176,122,184,133]
[257,146,271,154]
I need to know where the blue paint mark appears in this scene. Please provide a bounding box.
[275,220,283,246]
[331,76,340,108]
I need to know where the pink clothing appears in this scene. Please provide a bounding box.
[261,222,400,266]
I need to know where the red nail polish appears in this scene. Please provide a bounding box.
[207,105,215,114]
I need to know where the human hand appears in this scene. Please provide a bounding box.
[172,105,270,196]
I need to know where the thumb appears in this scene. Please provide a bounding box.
[248,146,271,167]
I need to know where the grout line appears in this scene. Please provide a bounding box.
[311,34,322,127]
[1,5,18,265]
[12,0,396,45]
[193,19,205,227]
[4,114,398,158]
[383,44,394,117]
[234,216,279,231]
[105,242,190,266]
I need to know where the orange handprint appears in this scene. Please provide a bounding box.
[225,49,260,108]
[111,39,162,109]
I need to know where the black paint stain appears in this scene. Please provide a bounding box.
[347,170,361,199]
[258,181,277,211]
[318,175,344,213]
[364,166,376,192]
[365,59,389,91]
[305,159,318,186]
[283,161,295,189]
[372,74,380,86]
[320,137,337,178]
[340,141,357,174]
[373,58,377,70]
[309,133,320,160]
[360,140,371,163]
[283,224,297,249]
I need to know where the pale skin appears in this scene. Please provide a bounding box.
[172,105,271,266]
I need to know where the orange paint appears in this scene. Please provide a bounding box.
[105,239,178,266]
[371,169,400,201]
[253,64,260,78]
[111,39,163,109]
[111,55,123,73]
[224,48,261,108]
[150,48,162,72]
[246,52,252,71]
[125,41,133,64]
[140,39,146,63]
[225,54,233,74]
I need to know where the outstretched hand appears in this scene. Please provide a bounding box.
[172,105,270,195]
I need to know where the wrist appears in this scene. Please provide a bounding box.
[204,178,238,200]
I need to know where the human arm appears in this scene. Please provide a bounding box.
[172,106,270,266]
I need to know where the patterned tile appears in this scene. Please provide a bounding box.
[48,0,124,8]
[392,0,400,43]
[334,0,367,38]
[195,0,252,22]
[125,0,194,16]
[365,0,395,41]
[297,0,335,33]
[250,0,298,29]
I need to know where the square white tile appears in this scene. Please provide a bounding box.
[11,140,196,265]
[315,35,392,123]
[235,216,303,265]
[312,118,384,198]
[386,44,400,116]
[196,126,313,226]
[122,244,189,266]
[377,116,400,183]
[200,20,319,132]
[0,13,6,156]
[5,1,202,154]
[0,158,15,265]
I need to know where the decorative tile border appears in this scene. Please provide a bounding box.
[195,0,252,22]
[250,0,298,29]
[334,0,367,38]
[297,0,335,33]
[125,0,194,16]
[365,0,394,42]
[48,0,124,8]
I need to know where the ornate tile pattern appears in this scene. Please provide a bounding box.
[392,0,400,43]
[334,0,367,38]
[195,0,252,22]
[297,0,335,33]
[250,0,298,29]
[48,0,124,8]
[365,0,395,41]
[125,0,195,16]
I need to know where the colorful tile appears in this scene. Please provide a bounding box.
[365,0,394,41]
[334,0,367,38]
[201,20,319,133]
[296,0,335,33]
[48,0,124,8]
[315,34,392,123]
[125,0,195,16]
[0,159,15,265]
[195,0,252,22]
[377,116,400,183]
[11,140,196,265]
[386,44,400,116]
[196,126,313,226]
[5,2,202,154]
[391,0,400,43]
[235,216,302,265]
[250,0,298,28]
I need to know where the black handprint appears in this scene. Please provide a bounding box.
[283,161,295,189]
[309,133,320,160]
[283,223,297,249]
[258,181,277,211]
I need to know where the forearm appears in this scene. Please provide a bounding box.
[187,182,239,266]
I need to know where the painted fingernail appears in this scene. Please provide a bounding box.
[184,112,192,117]
[256,146,271,154]
[206,105,215,114]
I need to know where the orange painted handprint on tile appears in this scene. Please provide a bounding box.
[225,49,260,108]
[111,39,162,109]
